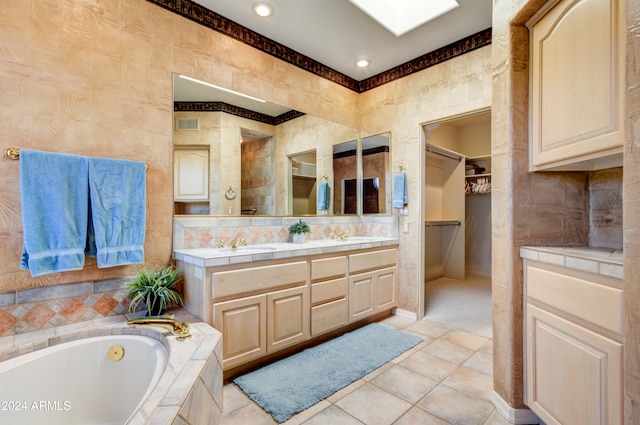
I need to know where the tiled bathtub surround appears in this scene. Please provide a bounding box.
[0,278,130,337]
[173,215,398,250]
[0,311,223,425]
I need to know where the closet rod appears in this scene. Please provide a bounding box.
[425,148,462,163]
[425,220,461,227]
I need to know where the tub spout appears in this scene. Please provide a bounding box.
[127,315,191,340]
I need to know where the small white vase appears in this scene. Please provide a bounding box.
[292,233,306,244]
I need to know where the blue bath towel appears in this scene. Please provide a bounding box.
[317,181,329,210]
[392,173,407,209]
[87,157,146,268]
[20,150,89,276]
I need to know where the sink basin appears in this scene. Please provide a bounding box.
[339,237,379,242]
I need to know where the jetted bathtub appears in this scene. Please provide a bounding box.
[0,334,168,425]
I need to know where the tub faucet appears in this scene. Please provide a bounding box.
[127,315,191,340]
[228,237,248,248]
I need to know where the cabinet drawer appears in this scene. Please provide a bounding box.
[212,261,307,299]
[311,278,347,305]
[349,249,397,274]
[311,256,347,281]
[526,264,623,335]
[311,298,348,336]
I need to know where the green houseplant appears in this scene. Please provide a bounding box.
[288,219,310,243]
[126,266,183,316]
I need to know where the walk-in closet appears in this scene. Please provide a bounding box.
[421,110,492,337]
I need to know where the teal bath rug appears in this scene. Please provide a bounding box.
[233,323,423,423]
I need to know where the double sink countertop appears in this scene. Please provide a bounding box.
[520,245,623,280]
[173,237,399,268]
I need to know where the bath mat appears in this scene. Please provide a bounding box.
[233,323,422,423]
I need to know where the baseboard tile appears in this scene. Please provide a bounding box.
[393,308,417,321]
[491,391,540,424]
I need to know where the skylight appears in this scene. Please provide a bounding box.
[348,0,460,37]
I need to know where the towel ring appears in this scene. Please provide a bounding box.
[225,186,236,200]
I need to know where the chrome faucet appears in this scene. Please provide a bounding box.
[127,314,191,340]
[228,236,248,248]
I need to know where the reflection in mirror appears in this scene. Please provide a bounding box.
[241,129,274,215]
[361,133,391,215]
[289,151,317,215]
[173,73,360,216]
[333,140,358,215]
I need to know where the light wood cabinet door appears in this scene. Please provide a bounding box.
[214,294,266,370]
[528,0,624,170]
[349,271,375,322]
[526,305,622,425]
[174,149,209,200]
[267,286,309,353]
[375,267,397,311]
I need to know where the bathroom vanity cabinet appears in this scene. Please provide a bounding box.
[521,247,623,425]
[527,0,624,171]
[175,242,398,371]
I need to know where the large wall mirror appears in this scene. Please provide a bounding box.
[172,73,391,216]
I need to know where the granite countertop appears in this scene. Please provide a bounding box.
[520,246,623,280]
[173,237,399,268]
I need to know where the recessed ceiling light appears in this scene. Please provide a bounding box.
[252,2,274,18]
[356,59,370,68]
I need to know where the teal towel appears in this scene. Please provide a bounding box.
[87,157,146,268]
[392,173,407,208]
[20,150,89,276]
[317,181,329,210]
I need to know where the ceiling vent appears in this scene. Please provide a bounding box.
[176,118,199,130]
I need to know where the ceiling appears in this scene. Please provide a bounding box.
[190,0,492,81]
[172,0,492,116]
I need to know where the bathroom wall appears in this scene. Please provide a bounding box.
[491,0,638,419]
[359,45,494,314]
[0,0,357,293]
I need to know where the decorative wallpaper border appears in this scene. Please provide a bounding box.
[147,0,491,93]
[174,101,305,124]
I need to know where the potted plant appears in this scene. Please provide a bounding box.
[288,219,310,243]
[126,266,183,316]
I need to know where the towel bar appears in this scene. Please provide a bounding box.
[4,147,149,170]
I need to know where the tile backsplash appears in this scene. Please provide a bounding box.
[173,215,398,250]
[589,167,622,249]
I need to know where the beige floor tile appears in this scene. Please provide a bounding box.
[336,383,412,425]
[221,383,252,417]
[393,407,451,425]
[283,400,331,425]
[479,340,493,355]
[464,350,493,376]
[418,384,494,425]
[439,330,490,351]
[370,365,437,403]
[399,350,458,381]
[219,403,276,425]
[482,409,514,425]
[326,378,367,403]
[380,314,416,329]
[422,338,475,364]
[301,405,364,425]
[442,366,493,401]
[406,321,450,338]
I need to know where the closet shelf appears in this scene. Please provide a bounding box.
[425,220,461,227]
[465,173,491,179]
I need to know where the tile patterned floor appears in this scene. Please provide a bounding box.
[219,315,511,425]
